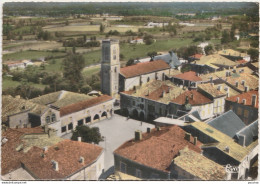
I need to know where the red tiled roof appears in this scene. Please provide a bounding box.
[21,140,103,179]
[114,126,202,172]
[146,84,171,101]
[120,60,170,78]
[171,90,212,105]
[226,90,258,108]
[1,127,44,175]
[173,71,202,81]
[190,54,203,59]
[60,95,113,117]
[237,59,247,64]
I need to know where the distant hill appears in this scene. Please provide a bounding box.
[3,2,258,18]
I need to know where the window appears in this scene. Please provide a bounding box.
[78,119,83,126]
[244,109,249,118]
[237,107,243,116]
[136,169,142,178]
[68,123,73,130]
[86,116,91,123]
[51,114,56,122]
[229,105,233,110]
[147,77,150,82]
[120,162,127,173]
[46,116,50,123]
[61,126,66,133]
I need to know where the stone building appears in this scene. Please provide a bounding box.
[101,39,120,98]
[21,139,104,180]
[114,126,226,180]
[120,80,185,121]
[225,90,258,125]
[170,90,214,120]
[183,122,258,180]
[168,71,203,88]
[2,95,52,128]
[29,90,114,136]
[119,60,171,92]
[2,90,114,137]
[1,127,104,180]
[190,54,237,74]
[197,83,226,116]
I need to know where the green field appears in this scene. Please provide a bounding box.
[82,65,100,78]
[2,77,47,90]
[119,38,194,64]
[43,25,100,32]
[3,50,66,61]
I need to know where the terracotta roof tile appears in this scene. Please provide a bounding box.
[120,60,170,78]
[1,127,45,175]
[226,73,259,91]
[226,90,258,108]
[237,59,247,64]
[190,54,203,59]
[60,95,113,117]
[172,90,212,105]
[173,71,202,81]
[21,140,103,179]
[114,126,202,172]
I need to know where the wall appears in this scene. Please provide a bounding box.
[66,151,104,180]
[122,69,170,91]
[59,99,114,136]
[8,111,30,128]
[114,154,170,179]
[225,101,258,125]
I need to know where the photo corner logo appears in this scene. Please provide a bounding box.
[225,164,239,173]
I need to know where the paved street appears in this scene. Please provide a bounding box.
[62,114,155,179]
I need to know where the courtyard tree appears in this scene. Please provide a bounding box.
[204,44,214,55]
[126,58,135,66]
[247,48,259,61]
[71,125,103,144]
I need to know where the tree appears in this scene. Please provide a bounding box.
[80,84,92,94]
[204,45,214,55]
[120,53,125,60]
[221,30,231,44]
[72,46,76,54]
[71,125,103,144]
[143,34,154,45]
[100,23,105,33]
[63,54,85,91]
[147,51,157,61]
[247,48,259,61]
[83,35,87,42]
[126,58,135,66]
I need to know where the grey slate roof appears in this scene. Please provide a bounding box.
[235,120,258,146]
[207,110,246,138]
[154,51,181,68]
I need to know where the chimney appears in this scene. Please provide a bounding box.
[147,127,151,133]
[156,126,161,131]
[245,86,249,92]
[242,99,246,105]
[52,160,59,171]
[190,94,193,100]
[235,81,239,87]
[78,137,82,142]
[225,71,229,77]
[251,95,257,107]
[193,137,197,145]
[217,85,222,91]
[43,146,48,152]
[184,132,191,142]
[236,97,240,103]
[225,146,230,153]
[210,77,213,83]
[229,71,231,76]
[241,80,245,86]
[135,130,142,141]
[161,91,165,98]
[79,156,84,164]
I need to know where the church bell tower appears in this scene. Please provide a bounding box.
[101,39,120,97]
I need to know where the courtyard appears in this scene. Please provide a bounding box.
[62,113,155,179]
